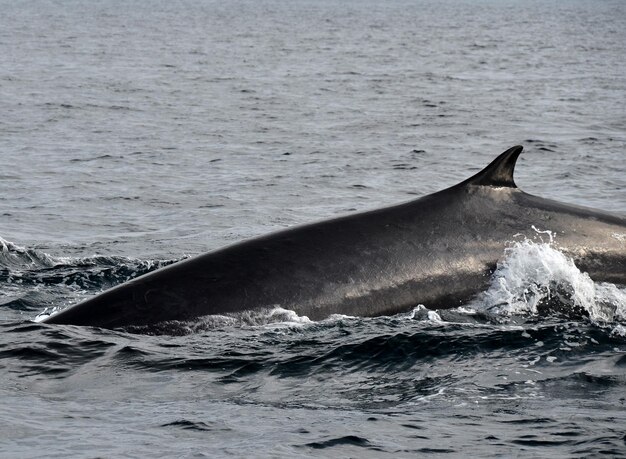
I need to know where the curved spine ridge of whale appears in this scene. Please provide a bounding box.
[42,146,626,329]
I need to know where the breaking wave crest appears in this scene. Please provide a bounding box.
[0,237,180,315]
[0,237,179,291]
[0,237,57,270]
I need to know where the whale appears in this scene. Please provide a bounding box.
[42,146,625,329]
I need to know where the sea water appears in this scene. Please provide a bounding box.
[1,0,625,456]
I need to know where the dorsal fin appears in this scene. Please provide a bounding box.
[461,145,523,188]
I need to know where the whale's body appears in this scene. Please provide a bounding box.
[43,146,625,329]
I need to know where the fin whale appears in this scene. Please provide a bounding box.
[42,146,626,329]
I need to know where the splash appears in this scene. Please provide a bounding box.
[34,306,61,322]
[472,237,626,324]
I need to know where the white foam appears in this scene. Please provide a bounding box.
[427,310,443,323]
[34,307,58,323]
[196,306,312,329]
[472,237,626,323]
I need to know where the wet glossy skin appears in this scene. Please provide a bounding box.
[43,147,625,329]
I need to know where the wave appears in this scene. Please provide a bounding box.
[0,237,57,270]
[0,236,179,290]
[4,315,623,410]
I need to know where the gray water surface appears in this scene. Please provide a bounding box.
[1,0,625,457]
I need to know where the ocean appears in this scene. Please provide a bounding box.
[1,0,625,457]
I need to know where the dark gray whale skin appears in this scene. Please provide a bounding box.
[43,146,626,329]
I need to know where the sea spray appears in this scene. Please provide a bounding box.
[473,238,625,323]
